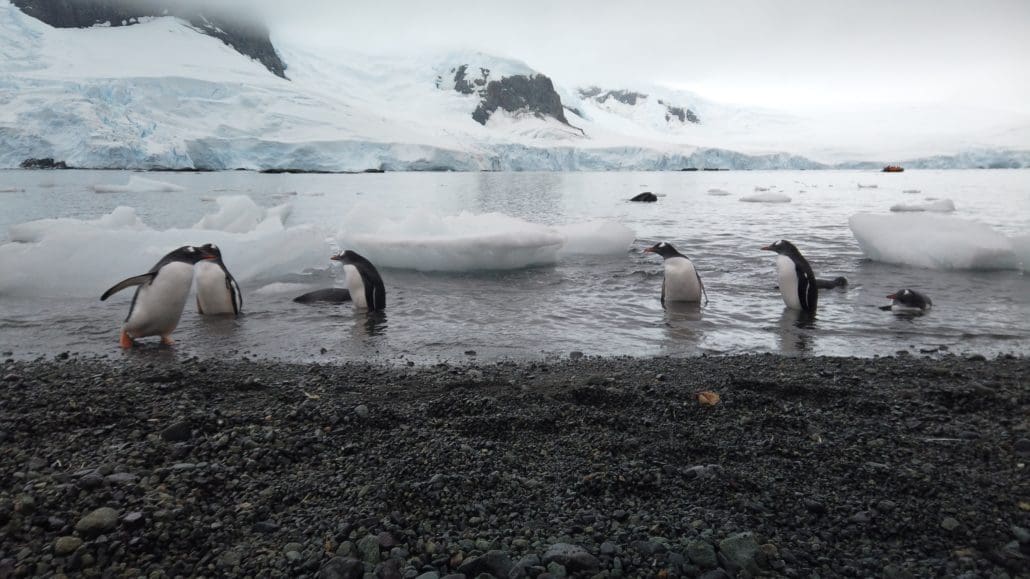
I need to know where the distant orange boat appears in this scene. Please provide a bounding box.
[882,165,904,173]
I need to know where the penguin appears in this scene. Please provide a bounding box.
[881,289,933,312]
[100,245,215,348]
[761,240,818,313]
[643,241,708,304]
[815,276,848,290]
[194,243,242,315]
[293,288,352,304]
[332,250,386,311]
[630,192,658,202]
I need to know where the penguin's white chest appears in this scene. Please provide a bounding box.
[125,262,194,337]
[343,264,367,309]
[195,261,235,315]
[663,257,702,302]
[776,255,802,310]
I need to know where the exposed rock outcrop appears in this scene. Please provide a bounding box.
[579,87,701,124]
[439,64,573,127]
[10,0,287,79]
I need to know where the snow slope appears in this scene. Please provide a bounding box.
[0,0,1027,171]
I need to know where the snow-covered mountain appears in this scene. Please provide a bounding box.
[1,0,1027,171]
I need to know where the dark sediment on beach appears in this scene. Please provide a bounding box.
[0,354,1027,578]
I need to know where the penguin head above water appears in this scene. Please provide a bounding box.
[886,288,933,310]
[761,239,803,258]
[643,241,685,259]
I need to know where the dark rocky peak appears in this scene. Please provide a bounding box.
[439,62,574,128]
[580,86,700,124]
[10,0,287,79]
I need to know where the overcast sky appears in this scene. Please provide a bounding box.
[243,0,1030,113]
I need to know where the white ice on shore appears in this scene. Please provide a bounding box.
[889,199,956,213]
[849,213,1026,270]
[739,192,791,203]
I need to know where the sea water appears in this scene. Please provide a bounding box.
[0,169,1027,362]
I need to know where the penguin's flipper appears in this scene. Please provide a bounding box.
[878,305,893,311]
[696,271,709,306]
[101,273,156,301]
[796,265,817,312]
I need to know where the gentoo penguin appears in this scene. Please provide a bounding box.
[100,245,216,348]
[333,250,386,311]
[630,192,658,202]
[194,243,242,315]
[881,289,933,312]
[815,276,848,290]
[643,241,708,304]
[761,240,818,313]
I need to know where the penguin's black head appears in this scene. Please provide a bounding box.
[330,249,370,266]
[887,288,930,308]
[761,239,799,256]
[169,245,217,264]
[199,243,223,261]
[643,241,681,259]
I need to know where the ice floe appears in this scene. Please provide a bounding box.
[889,199,956,213]
[739,192,792,203]
[849,213,1026,270]
[91,176,185,193]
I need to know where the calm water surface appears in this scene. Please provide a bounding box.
[1,169,1027,362]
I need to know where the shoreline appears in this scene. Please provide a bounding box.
[1,354,1028,577]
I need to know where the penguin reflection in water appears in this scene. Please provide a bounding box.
[194,243,242,316]
[761,240,818,314]
[100,245,217,348]
[643,241,708,306]
[294,250,386,312]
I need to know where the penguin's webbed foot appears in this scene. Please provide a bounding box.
[119,330,134,350]
[160,335,175,346]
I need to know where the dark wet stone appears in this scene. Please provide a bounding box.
[541,543,598,572]
[320,556,364,579]
[74,507,118,536]
[160,421,192,442]
[457,550,512,578]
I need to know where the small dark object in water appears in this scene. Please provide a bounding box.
[293,288,352,304]
[630,192,658,202]
[20,157,68,169]
[882,165,904,173]
[815,276,848,289]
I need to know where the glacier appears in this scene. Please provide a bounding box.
[0,0,1027,171]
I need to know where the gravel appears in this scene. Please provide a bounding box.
[0,353,1027,578]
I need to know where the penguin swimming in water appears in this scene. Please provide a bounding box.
[815,276,848,290]
[194,243,242,316]
[880,289,933,312]
[100,245,216,348]
[643,241,708,304]
[334,250,386,311]
[761,240,818,313]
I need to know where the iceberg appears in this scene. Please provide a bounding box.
[740,192,791,203]
[334,203,634,271]
[91,176,186,193]
[193,195,292,233]
[889,199,956,213]
[849,213,1025,270]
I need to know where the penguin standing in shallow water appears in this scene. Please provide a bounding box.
[100,245,215,348]
[194,243,242,316]
[326,250,385,311]
[881,289,933,312]
[643,241,708,305]
[761,240,818,313]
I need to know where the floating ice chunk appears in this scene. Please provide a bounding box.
[902,189,921,194]
[707,188,731,196]
[91,176,185,193]
[334,204,634,271]
[0,187,23,193]
[252,282,315,295]
[740,192,791,203]
[7,206,147,242]
[555,221,636,255]
[857,183,878,189]
[193,195,292,233]
[0,202,329,297]
[849,213,1024,270]
[889,199,956,213]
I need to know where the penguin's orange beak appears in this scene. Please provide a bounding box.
[643,247,655,253]
[330,254,342,261]
[886,293,897,300]
[760,245,773,251]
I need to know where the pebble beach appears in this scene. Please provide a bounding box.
[1,353,1028,578]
